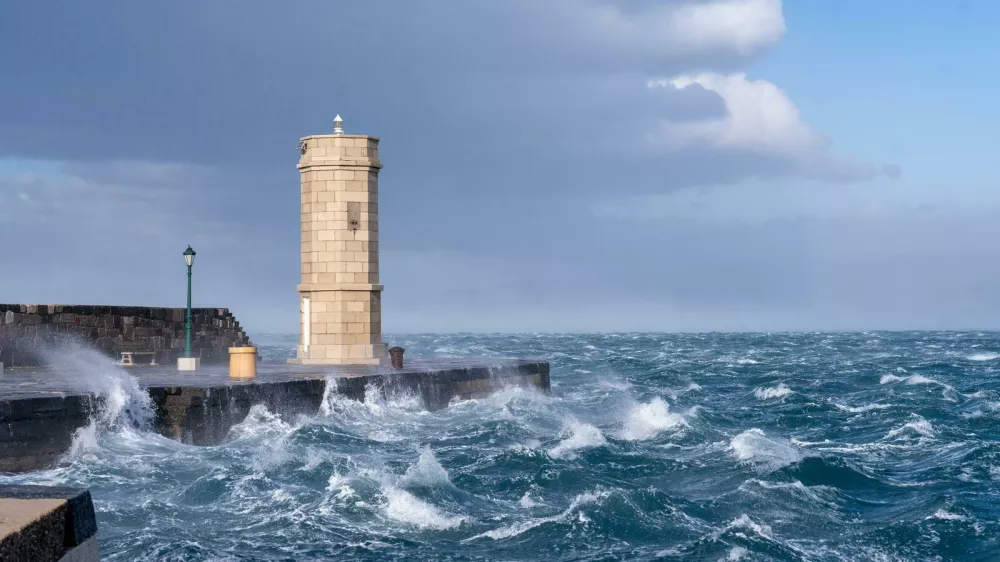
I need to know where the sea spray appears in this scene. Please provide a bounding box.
[548,421,607,459]
[42,343,153,430]
[228,404,295,441]
[319,378,424,442]
[621,397,687,441]
[754,384,793,400]
[519,492,541,508]
[381,486,466,530]
[381,447,463,529]
[730,429,803,472]
[401,446,452,488]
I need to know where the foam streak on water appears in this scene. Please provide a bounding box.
[4,332,1000,561]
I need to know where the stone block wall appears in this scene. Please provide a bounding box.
[0,304,253,367]
[299,134,381,287]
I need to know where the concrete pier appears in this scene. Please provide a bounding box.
[0,359,550,473]
[0,485,98,562]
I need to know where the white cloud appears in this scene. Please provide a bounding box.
[649,73,821,154]
[549,0,786,62]
[665,0,787,56]
[646,72,879,182]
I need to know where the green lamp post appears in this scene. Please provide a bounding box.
[183,246,196,359]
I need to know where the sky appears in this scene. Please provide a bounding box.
[1,0,999,335]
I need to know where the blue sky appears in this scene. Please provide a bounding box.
[1,1,998,335]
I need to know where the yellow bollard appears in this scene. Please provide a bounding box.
[229,347,257,380]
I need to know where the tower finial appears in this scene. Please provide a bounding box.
[333,114,344,135]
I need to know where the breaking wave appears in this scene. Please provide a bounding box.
[754,384,793,400]
[467,491,607,541]
[548,421,607,459]
[382,486,465,530]
[43,345,153,430]
[620,397,687,441]
[730,428,804,472]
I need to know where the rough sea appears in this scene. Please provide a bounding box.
[3,332,1000,561]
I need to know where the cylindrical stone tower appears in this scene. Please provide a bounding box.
[291,115,387,365]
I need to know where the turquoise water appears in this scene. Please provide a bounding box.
[4,332,1000,561]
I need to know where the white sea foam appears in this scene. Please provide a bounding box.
[727,514,774,539]
[326,474,357,501]
[743,479,833,506]
[883,417,935,440]
[735,358,760,365]
[401,447,452,488]
[228,404,294,440]
[67,422,101,456]
[382,486,465,530]
[621,398,687,441]
[833,402,891,413]
[432,346,462,356]
[968,352,1000,361]
[509,439,542,455]
[467,491,607,541]
[927,509,966,521]
[548,421,607,460]
[730,429,802,472]
[880,373,950,388]
[519,492,540,508]
[754,384,793,400]
[726,546,750,560]
[318,380,424,442]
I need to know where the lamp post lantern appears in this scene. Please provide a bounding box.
[178,246,199,371]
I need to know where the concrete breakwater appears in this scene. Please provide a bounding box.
[0,359,550,473]
[0,485,98,562]
[0,304,253,367]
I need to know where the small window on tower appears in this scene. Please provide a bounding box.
[347,202,361,231]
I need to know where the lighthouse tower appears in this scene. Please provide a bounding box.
[291,115,386,365]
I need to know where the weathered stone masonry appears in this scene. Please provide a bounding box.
[0,304,252,367]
